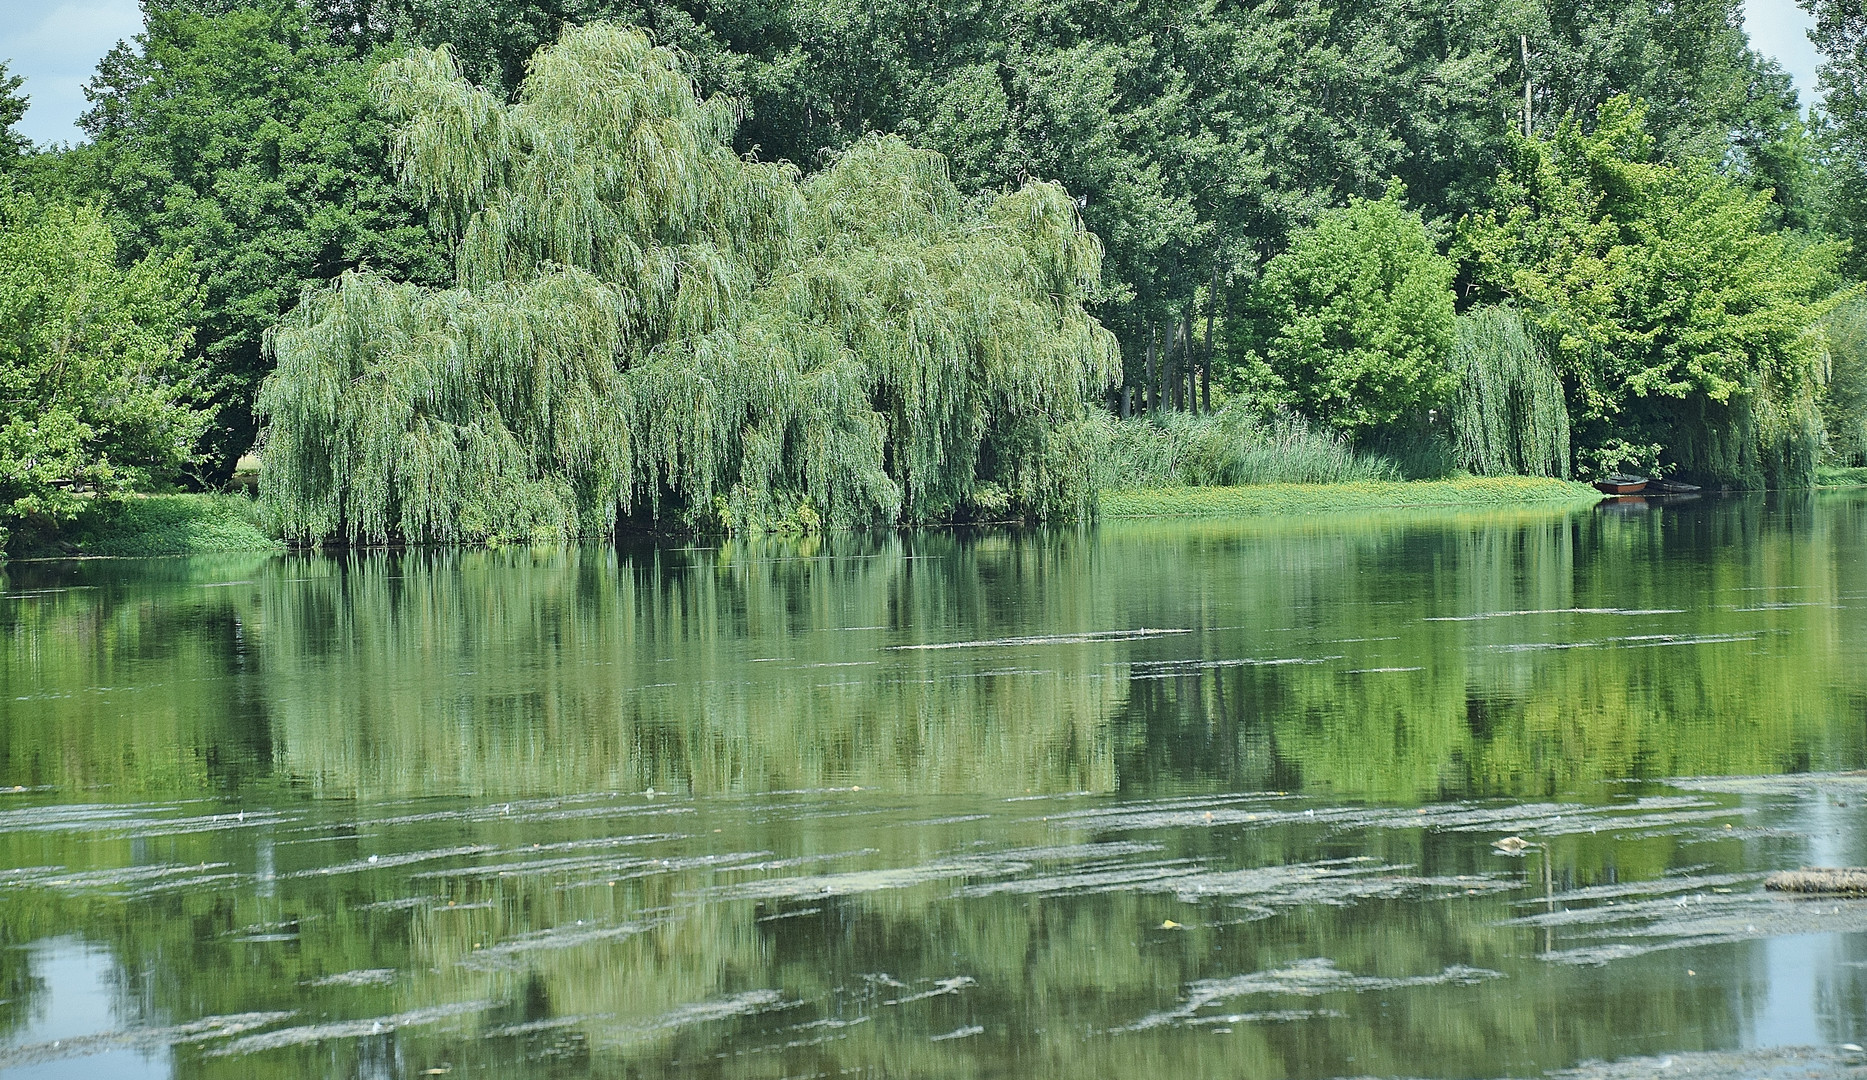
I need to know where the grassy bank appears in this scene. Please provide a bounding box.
[12,494,282,559]
[6,479,1604,556]
[1818,465,1867,487]
[1099,476,1602,518]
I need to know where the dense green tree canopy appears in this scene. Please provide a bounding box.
[258,25,1116,543]
[1799,0,1867,277]
[0,63,26,164]
[1246,188,1457,438]
[274,0,1807,375]
[0,0,1841,529]
[1460,98,1845,484]
[78,0,445,482]
[0,192,205,530]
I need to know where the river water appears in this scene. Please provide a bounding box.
[1,493,1865,1078]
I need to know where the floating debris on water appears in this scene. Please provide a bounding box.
[965,854,1515,908]
[885,976,976,1006]
[891,629,1193,650]
[1671,771,1867,797]
[1487,633,1761,652]
[0,803,295,838]
[0,1011,296,1069]
[0,860,242,897]
[1423,607,1685,621]
[1126,655,1343,679]
[582,990,791,1044]
[699,842,1162,902]
[1117,959,1501,1031]
[460,920,662,970]
[1545,1044,1865,1078]
[291,844,497,878]
[1521,872,1760,907]
[303,968,399,987]
[209,1002,493,1056]
[1765,868,1867,894]
[1508,888,1867,965]
[482,1015,602,1038]
[1037,794,1734,842]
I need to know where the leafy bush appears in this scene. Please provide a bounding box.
[0,191,205,527]
[63,495,279,557]
[1459,97,1843,487]
[1246,185,1458,439]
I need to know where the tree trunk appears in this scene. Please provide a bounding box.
[1181,305,1196,412]
[1167,319,1181,411]
[1521,35,1533,138]
[1155,326,1164,414]
[1203,264,1217,413]
[1144,325,1157,414]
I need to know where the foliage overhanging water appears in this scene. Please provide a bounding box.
[1,493,1866,1077]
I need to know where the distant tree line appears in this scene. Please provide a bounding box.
[0,0,1865,542]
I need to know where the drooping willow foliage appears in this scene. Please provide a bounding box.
[1821,298,1867,466]
[1449,308,1571,478]
[257,24,1117,543]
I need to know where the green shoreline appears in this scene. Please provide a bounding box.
[9,494,282,560]
[1099,476,1602,518]
[32,473,1867,559]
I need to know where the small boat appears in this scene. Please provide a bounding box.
[1645,478,1701,495]
[1593,473,1648,495]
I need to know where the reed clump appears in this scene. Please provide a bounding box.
[1104,406,1401,488]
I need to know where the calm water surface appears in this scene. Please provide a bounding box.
[2,494,1866,1077]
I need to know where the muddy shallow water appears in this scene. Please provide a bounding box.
[2,493,1866,1078]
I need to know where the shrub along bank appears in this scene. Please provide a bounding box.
[9,495,280,559]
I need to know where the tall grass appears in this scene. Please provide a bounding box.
[1449,307,1570,478]
[1104,406,1401,487]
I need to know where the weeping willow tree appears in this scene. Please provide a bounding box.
[257,24,1117,543]
[1821,298,1867,466]
[1449,308,1570,478]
